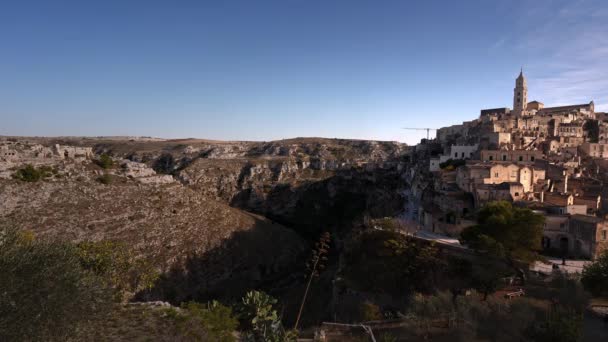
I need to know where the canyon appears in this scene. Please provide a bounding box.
[0,136,411,323]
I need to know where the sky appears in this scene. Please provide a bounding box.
[1,0,608,144]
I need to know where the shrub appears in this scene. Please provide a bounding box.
[239,290,296,342]
[175,301,238,342]
[342,230,443,296]
[359,301,382,321]
[525,307,583,342]
[76,240,159,301]
[153,153,176,174]
[582,251,608,297]
[12,164,52,182]
[95,154,114,169]
[97,173,113,184]
[0,228,112,341]
[439,158,466,170]
[379,333,398,342]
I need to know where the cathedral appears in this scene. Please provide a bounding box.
[481,69,595,120]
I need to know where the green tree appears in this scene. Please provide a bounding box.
[471,260,509,301]
[445,258,473,304]
[460,201,544,263]
[343,230,444,296]
[0,228,112,341]
[581,251,608,297]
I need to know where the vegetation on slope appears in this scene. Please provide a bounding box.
[460,201,545,263]
[12,164,53,182]
[582,250,608,297]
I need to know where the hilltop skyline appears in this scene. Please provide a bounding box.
[1,0,608,144]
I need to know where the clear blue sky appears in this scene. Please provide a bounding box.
[1,0,607,144]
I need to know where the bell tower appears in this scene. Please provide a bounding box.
[513,68,527,116]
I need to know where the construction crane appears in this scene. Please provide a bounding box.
[402,127,438,140]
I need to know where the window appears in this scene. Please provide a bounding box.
[502,155,507,161]
[560,223,565,229]
[603,230,607,240]
[518,156,523,161]
[455,152,458,158]
[494,172,499,178]
[531,156,535,161]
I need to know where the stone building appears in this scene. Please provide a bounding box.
[429,144,478,171]
[486,132,512,147]
[53,144,93,160]
[480,149,542,163]
[580,143,608,158]
[538,101,595,118]
[436,124,468,142]
[527,100,544,112]
[536,208,608,260]
[556,122,584,138]
[598,123,608,143]
[480,107,510,118]
[568,215,608,259]
[456,162,545,195]
[449,144,478,159]
[540,213,571,253]
[474,182,524,205]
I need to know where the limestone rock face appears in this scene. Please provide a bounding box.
[0,179,305,283]
[0,136,409,304]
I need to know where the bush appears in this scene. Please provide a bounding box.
[97,173,113,184]
[95,154,114,169]
[76,240,159,301]
[12,164,52,182]
[582,251,608,297]
[342,230,443,296]
[525,307,583,342]
[153,153,176,174]
[168,301,238,342]
[0,228,112,341]
[239,290,296,342]
[359,301,383,321]
[439,158,466,170]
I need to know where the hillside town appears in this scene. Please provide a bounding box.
[410,70,608,260]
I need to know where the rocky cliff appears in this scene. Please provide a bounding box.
[1,136,411,310]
